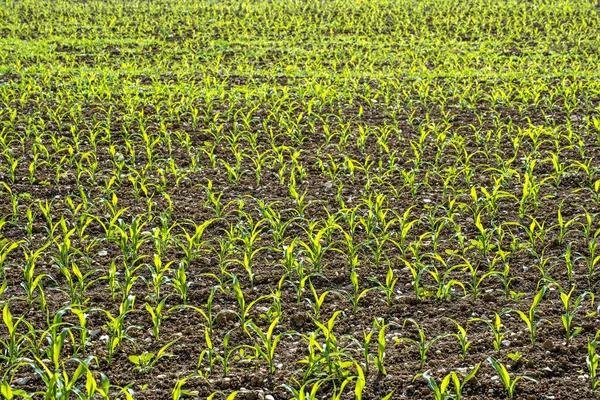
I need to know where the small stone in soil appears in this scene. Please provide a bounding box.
[542,340,554,352]
[215,309,238,326]
[240,390,260,400]
[482,292,495,302]
[291,313,308,329]
[13,377,30,385]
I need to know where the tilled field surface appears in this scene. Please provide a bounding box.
[1,1,600,399]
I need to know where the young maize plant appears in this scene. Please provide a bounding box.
[207,391,239,400]
[373,318,388,376]
[304,278,330,319]
[1,303,34,365]
[171,374,201,400]
[301,311,355,380]
[588,330,600,391]
[447,318,471,360]
[368,265,398,307]
[348,318,377,376]
[346,270,373,314]
[128,338,180,373]
[394,318,448,370]
[427,258,467,302]
[509,286,549,345]
[488,356,538,399]
[557,285,589,346]
[101,295,137,365]
[232,275,273,330]
[414,362,480,400]
[245,317,289,373]
[1,381,32,400]
[470,313,509,354]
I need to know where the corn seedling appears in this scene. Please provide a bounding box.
[245,317,289,373]
[470,313,509,354]
[346,270,372,314]
[414,363,480,400]
[447,318,471,360]
[129,338,180,373]
[509,286,549,345]
[557,284,589,345]
[395,318,448,369]
[488,356,538,399]
[368,265,398,307]
[588,330,600,391]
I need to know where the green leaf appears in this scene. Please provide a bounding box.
[381,391,394,400]
[464,362,481,384]
[2,303,14,334]
[355,362,365,400]
[488,356,510,389]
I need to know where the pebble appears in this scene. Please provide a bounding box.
[98,250,108,256]
[13,377,30,385]
[265,395,275,400]
[240,391,258,400]
[215,309,238,326]
[250,375,262,387]
[255,306,269,314]
[482,292,495,302]
[290,313,308,329]
[89,329,101,338]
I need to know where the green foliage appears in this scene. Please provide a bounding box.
[0,0,599,396]
[488,356,538,399]
[128,338,179,373]
[509,286,549,345]
[395,318,448,369]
